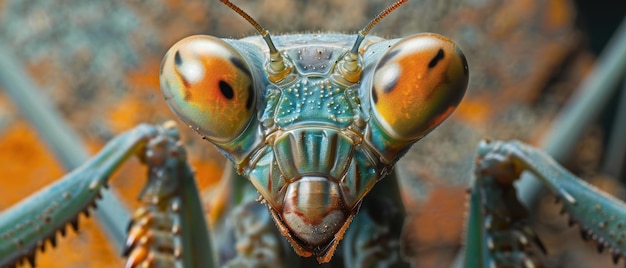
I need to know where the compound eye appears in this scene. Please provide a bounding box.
[371,33,469,141]
[160,35,255,143]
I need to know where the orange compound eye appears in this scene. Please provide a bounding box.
[160,35,256,143]
[371,33,469,141]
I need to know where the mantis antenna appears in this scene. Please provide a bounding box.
[351,0,408,54]
[220,0,407,83]
[219,0,292,82]
[338,0,408,84]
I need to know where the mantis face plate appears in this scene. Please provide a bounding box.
[159,0,469,262]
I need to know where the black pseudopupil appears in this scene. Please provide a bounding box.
[219,80,235,99]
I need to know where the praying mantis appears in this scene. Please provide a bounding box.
[1,0,624,268]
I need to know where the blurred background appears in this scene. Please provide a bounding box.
[0,0,624,267]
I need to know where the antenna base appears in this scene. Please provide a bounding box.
[332,52,362,85]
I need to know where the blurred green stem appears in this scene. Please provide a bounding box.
[518,16,626,207]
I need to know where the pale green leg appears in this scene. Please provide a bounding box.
[0,122,215,268]
[465,139,626,267]
[0,123,158,267]
[123,121,215,268]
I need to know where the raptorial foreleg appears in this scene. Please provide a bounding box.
[0,123,160,267]
[465,139,626,267]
